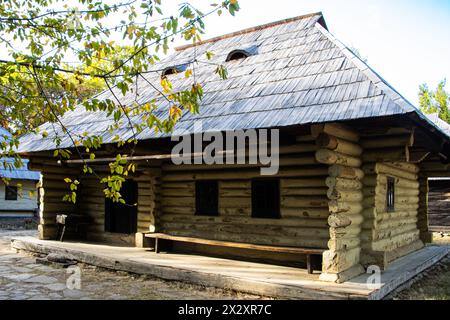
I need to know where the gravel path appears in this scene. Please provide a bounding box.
[0,229,265,300]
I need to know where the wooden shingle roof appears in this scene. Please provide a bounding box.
[425,113,450,136]
[18,12,448,152]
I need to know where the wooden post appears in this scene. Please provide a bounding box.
[417,176,432,243]
[314,126,365,283]
[306,255,312,274]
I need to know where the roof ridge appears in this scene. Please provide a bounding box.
[175,12,324,51]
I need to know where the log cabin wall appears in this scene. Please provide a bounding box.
[417,176,431,242]
[77,167,161,245]
[360,129,423,269]
[312,123,365,283]
[419,157,450,241]
[158,132,330,264]
[363,162,422,266]
[137,171,161,234]
[427,179,450,230]
[30,159,161,245]
[29,123,439,276]
[28,162,79,240]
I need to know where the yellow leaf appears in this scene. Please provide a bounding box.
[169,105,182,119]
[160,77,172,93]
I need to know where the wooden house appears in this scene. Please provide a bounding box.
[1,129,40,219]
[420,115,450,232]
[18,13,450,283]
[427,178,450,231]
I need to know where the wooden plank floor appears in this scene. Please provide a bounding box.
[10,237,450,300]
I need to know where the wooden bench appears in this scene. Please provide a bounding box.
[145,233,324,274]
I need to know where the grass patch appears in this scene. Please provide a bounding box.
[393,255,450,300]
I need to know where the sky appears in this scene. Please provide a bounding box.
[175,0,450,106]
[3,0,448,106]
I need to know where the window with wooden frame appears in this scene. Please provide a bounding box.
[251,179,280,219]
[5,185,18,201]
[386,176,395,212]
[195,180,219,216]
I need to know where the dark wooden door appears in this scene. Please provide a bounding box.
[105,180,138,234]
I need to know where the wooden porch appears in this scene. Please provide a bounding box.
[10,236,450,300]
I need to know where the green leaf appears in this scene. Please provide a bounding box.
[215,65,228,80]
[0,0,240,200]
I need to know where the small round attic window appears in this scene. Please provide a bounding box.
[226,50,250,62]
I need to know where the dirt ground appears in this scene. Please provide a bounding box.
[390,233,450,300]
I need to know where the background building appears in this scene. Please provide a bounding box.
[1,128,40,224]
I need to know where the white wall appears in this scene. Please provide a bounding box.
[0,179,38,214]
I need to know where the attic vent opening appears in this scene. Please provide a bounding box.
[225,45,259,62]
[162,68,178,77]
[161,64,188,78]
[226,50,250,62]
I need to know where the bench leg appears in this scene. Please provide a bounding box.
[154,238,159,253]
[306,255,313,274]
[59,225,66,242]
[56,224,62,241]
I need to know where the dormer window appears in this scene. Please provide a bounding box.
[161,63,188,78]
[225,45,259,62]
[226,50,250,62]
[162,68,177,77]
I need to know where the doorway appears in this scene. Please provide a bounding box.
[105,180,138,234]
